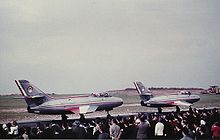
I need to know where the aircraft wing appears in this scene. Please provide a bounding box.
[168,101,192,106]
[66,105,99,114]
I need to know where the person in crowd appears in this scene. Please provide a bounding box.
[8,120,18,138]
[42,123,54,138]
[155,118,164,138]
[180,127,193,140]
[36,123,44,138]
[164,118,174,138]
[51,121,62,138]
[98,124,110,140]
[109,118,121,140]
[93,118,102,139]
[123,117,137,139]
[72,120,87,139]
[85,121,95,139]
[0,124,9,138]
[0,107,219,139]
[188,125,196,140]
[136,115,149,140]
[29,127,38,139]
[211,122,220,140]
[21,127,29,140]
[174,124,183,139]
[61,122,76,139]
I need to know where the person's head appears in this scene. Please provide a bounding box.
[140,116,145,123]
[99,124,107,133]
[12,120,17,126]
[117,115,122,122]
[111,118,118,125]
[129,115,134,122]
[128,119,134,125]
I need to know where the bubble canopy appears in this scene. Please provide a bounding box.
[91,92,111,97]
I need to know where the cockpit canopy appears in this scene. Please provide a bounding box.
[91,92,110,97]
[179,90,191,95]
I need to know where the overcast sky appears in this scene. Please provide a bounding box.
[0,0,219,94]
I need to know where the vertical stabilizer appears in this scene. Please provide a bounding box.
[133,82,152,101]
[15,80,52,107]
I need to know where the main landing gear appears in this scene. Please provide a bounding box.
[106,110,112,120]
[158,107,162,113]
[61,114,68,121]
[176,106,180,113]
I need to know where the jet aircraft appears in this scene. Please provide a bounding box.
[15,80,123,120]
[133,82,200,111]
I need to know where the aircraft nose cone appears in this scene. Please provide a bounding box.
[196,95,200,101]
[191,95,200,103]
[115,97,123,106]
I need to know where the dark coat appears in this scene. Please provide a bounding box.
[137,122,149,139]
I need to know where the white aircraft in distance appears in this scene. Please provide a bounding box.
[133,82,200,111]
[15,80,123,120]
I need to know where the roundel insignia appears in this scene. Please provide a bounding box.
[27,86,33,93]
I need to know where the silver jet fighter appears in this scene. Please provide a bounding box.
[134,82,200,109]
[15,80,123,120]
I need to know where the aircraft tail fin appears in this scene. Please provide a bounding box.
[133,81,152,101]
[15,80,52,107]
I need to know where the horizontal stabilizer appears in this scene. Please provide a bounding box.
[13,95,44,99]
[26,95,45,99]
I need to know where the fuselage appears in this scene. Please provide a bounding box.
[29,95,123,114]
[142,94,200,107]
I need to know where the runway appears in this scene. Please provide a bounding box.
[1,92,220,123]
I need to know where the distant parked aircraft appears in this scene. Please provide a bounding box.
[133,82,200,111]
[15,80,123,120]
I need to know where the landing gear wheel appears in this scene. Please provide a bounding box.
[61,114,68,121]
[158,107,162,114]
[106,111,112,120]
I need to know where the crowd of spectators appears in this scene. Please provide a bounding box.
[0,107,220,139]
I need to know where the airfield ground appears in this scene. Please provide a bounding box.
[0,89,220,123]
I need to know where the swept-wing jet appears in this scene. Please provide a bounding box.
[15,80,123,120]
[133,82,200,110]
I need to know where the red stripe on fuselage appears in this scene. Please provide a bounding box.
[66,107,79,112]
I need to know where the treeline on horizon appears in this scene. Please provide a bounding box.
[125,87,204,91]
